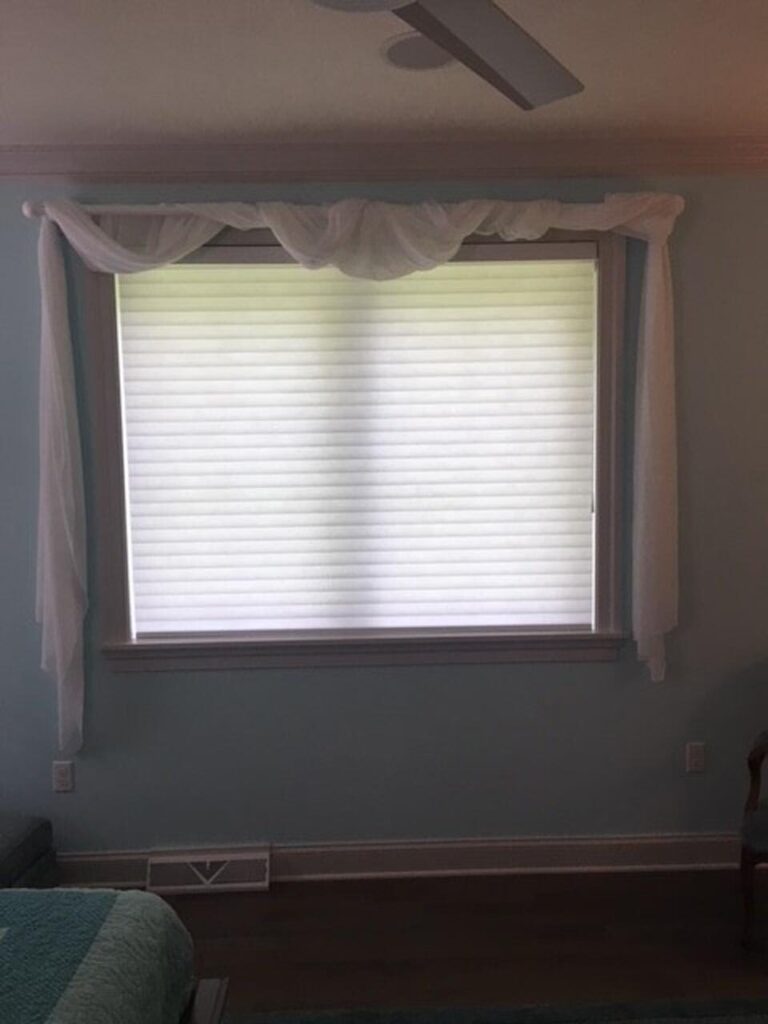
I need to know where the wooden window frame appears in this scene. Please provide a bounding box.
[85,229,626,672]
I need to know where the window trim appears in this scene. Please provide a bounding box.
[84,231,626,672]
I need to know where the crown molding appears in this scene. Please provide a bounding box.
[2,135,768,182]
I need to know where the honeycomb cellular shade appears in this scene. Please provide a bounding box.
[115,257,597,637]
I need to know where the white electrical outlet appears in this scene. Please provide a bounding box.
[685,742,706,774]
[52,760,74,793]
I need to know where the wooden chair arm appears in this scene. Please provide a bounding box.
[745,732,768,815]
[746,763,762,815]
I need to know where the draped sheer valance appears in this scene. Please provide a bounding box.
[23,192,684,752]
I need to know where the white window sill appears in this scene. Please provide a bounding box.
[102,631,626,672]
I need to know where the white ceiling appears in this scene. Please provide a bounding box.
[2,0,768,147]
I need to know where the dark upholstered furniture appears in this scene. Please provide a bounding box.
[0,814,57,887]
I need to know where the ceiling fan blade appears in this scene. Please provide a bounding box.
[393,0,583,110]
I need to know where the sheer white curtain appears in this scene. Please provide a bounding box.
[25,192,684,752]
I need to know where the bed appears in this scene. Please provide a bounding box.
[0,887,226,1024]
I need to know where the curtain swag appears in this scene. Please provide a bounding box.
[23,192,685,752]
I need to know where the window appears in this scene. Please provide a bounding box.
[88,232,624,669]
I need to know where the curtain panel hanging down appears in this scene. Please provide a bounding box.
[23,193,684,753]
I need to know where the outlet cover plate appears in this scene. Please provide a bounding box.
[686,742,706,774]
[52,760,74,792]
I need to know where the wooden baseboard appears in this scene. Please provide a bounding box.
[58,832,740,890]
[270,833,740,881]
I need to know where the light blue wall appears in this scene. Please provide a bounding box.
[1,176,767,853]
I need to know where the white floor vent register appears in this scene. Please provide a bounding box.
[147,848,270,893]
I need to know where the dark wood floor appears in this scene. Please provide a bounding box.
[169,871,768,1014]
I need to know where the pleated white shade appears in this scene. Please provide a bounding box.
[116,257,597,635]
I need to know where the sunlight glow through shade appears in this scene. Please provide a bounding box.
[115,258,596,636]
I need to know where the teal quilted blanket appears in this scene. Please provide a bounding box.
[0,888,193,1024]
